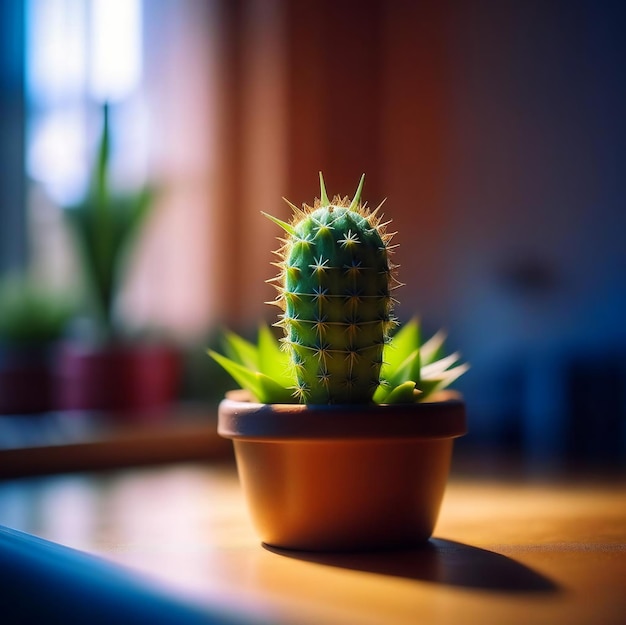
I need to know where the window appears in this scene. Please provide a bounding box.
[23,0,222,338]
[26,0,145,206]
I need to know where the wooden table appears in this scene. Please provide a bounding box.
[0,460,624,624]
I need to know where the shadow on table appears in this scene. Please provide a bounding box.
[265,538,560,594]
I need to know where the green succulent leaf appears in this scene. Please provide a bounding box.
[421,351,461,379]
[257,324,292,386]
[420,329,447,366]
[388,349,420,388]
[207,348,294,403]
[380,318,420,383]
[222,331,259,370]
[207,350,263,399]
[385,381,421,404]
[374,350,419,404]
[372,382,391,404]
[209,319,468,405]
[420,363,470,400]
[256,372,296,404]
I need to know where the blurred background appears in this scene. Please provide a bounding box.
[0,0,625,472]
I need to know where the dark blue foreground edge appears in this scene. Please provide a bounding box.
[0,525,259,625]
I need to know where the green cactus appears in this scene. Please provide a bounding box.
[264,173,398,403]
[208,173,468,405]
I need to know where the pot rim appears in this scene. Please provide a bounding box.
[218,390,467,441]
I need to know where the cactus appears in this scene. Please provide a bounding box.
[264,173,397,403]
[208,173,468,405]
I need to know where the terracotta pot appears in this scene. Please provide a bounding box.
[218,391,466,551]
[55,342,180,417]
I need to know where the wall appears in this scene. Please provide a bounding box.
[214,0,626,461]
[11,0,621,460]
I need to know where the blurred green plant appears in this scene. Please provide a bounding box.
[65,103,155,341]
[208,319,468,404]
[0,275,74,345]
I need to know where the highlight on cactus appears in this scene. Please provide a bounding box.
[208,173,468,404]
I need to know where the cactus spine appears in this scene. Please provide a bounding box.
[266,174,398,404]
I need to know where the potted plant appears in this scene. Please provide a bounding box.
[55,103,180,417]
[210,174,468,551]
[0,275,73,414]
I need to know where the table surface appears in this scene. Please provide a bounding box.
[1,460,625,625]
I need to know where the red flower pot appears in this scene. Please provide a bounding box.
[55,342,180,418]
